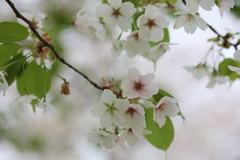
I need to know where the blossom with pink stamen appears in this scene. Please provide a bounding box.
[154,96,179,127]
[121,68,158,99]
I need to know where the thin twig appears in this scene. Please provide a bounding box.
[5,0,108,91]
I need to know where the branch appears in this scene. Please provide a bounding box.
[5,0,108,91]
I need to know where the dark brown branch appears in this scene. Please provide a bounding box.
[5,0,108,91]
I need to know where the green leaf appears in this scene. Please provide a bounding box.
[5,54,26,86]
[218,58,240,81]
[0,43,21,67]
[144,108,174,151]
[0,22,29,43]
[17,61,51,99]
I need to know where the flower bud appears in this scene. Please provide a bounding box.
[61,82,70,95]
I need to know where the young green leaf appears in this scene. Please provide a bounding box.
[0,43,21,67]
[17,61,51,99]
[144,107,174,151]
[0,22,29,43]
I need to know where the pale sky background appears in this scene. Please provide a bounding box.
[0,0,240,160]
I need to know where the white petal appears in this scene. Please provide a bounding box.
[174,11,190,15]
[184,23,197,34]
[120,2,136,17]
[141,73,155,84]
[126,131,138,146]
[154,109,166,128]
[100,112,113,129]
[145,5,157,19]
[101,136,114,149]
[155,15,169,28]
[101,89,116,105]
[186,0,199,14]
[150,27,164,42]
[96,4,112,18]
[90,105,106,117]
[163,102,179,117]
[228,66,240,75]
[173,15,187,29]
[199,0,214,11]
[117,16,131,31]
[234,50,240,62]
[108,0,122,8]
[194,15,207,31]
[128,68,140,81]
[103,16,117,27]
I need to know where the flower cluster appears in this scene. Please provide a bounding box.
[88,68,179,155]
[74,1,172,62]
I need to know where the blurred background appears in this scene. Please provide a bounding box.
[0,0,240,159]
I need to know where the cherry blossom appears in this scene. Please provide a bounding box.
[183,64,211,80]
[0,71,8,95]
[173,11,207,34]
[36,101,57,115]
[90,89,129,130]
[121,68,158,99]
[123,31,150,58]
[154,96,179,128]
[10,95,38,107]
[186,0,214,14]
[206,75,228,88]
[74,8,91,37]
[147,42,174,61]
[137,5,169,42]
[111,40,124,58]
[96,0,136,31]
[87,130,118,149]
[124,104,146,131]
[217,0,235,17]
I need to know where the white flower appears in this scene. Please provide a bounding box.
[173,11,207,34]
[96,0,136,31]
[74,8,91,37]
[154,96,179,128]
[228,66,240,75]
[217,0,235,17]
[89,17,110,42]
[233,50,240,62]
[206,75,228,88]
[36,102,57,115]
[137,5,169,42]
[186,0,215,14]
[121,68,158,99]
[90,89,129,130]
[183,64,211,80]
[111,40,124,58]
[124,104,146,130]
[119,128,139,146]
[123,31,150,58]
[10,95,38,107]
[87,130,118,149]
[0,71,8,95]
[147,42,175,61]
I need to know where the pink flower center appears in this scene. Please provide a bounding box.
[125,107,136,116]
[133,33,139,41]
[134,82,143,90]
[157,103,165,111]
[146,19,156,29]
[112,9,121,18]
